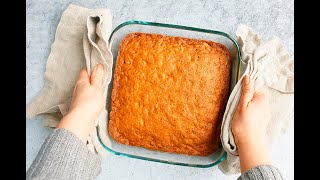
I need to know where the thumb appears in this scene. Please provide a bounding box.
[239,75,254,107]
[90,63,105,88]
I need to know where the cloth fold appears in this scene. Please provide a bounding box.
[219,24,294,174]
[26,5,113,156]
[26,5,294,174]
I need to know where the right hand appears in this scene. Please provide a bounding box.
[231,75,272,173]
[231,75,271,147]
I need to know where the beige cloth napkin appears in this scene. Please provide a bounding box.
[26,5,294,171]
[26,5,112,156]
[219,24,294,174]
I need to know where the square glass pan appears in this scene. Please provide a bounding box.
[97,20,241,168]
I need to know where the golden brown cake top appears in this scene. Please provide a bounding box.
[108,32,231,156]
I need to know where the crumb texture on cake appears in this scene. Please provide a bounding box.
[108,32,231,156]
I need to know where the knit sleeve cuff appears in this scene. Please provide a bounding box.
[27,128,101,179]
[238,165,283,180]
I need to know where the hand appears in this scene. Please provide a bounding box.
[57,64,105,143]
[232,75,271,146]
[231,75,272,173]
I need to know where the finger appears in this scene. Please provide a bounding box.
[239,75,254,107]
[72,68,89,98]
[90,63,105,88]
[78,68,90,83]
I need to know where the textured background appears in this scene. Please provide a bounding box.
[26,0,294,179]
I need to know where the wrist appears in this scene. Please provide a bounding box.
[57,110,93,143]
[237,137,272,173]
[234,133,265,150]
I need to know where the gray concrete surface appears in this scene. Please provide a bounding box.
[26,0,294,179]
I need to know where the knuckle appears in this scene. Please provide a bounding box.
[243,87,250,92]
[243,88,252,95]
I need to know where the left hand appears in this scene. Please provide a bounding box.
[57,64,105,143]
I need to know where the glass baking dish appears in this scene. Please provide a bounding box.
[97,20,241,168]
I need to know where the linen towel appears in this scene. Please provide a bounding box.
[219,24,294,174]
[26,4,112,156]
[26,5,294,168]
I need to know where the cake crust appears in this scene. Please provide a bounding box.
[108,32,231,156]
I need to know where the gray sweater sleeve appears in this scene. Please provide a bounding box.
[26,128,101,180]
[238,165,283,180]
[27,128,283,180]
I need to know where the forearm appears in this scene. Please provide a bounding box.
[26,128,101,180]
[57,110,94,143]
[237,140,283,180]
